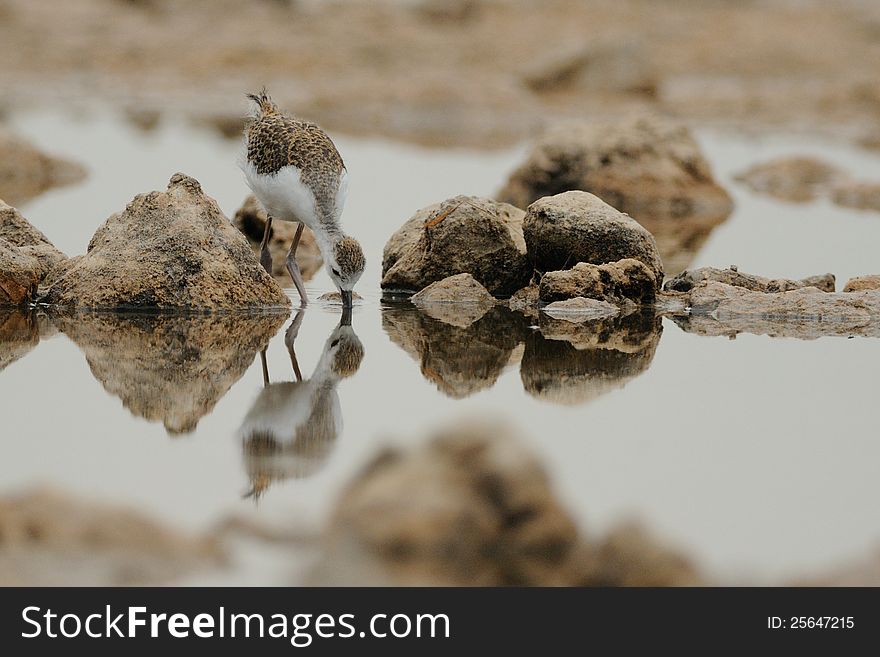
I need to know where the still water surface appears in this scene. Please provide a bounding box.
[2,110,880,583]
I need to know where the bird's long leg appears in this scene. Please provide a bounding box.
[284,307,306,382]
[259,215,274,274]
[285,222,309,306]
[259,348,269,387]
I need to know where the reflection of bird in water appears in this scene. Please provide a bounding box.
[238,307,364,499]
[241,88,365,308]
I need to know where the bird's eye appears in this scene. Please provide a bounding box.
[331,268,340,277]
[330,339,340,348]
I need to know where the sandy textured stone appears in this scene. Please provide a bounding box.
[0,238,40,306]
[664,266,835,293]
[44,174,290,310]
[540,259,657,304]
[843,275,880,293]
[382,196,531,296]
[523,191,664,284]
[543,297,620,322]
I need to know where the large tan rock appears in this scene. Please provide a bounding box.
[0,130,86,205]
[523,191,664,284]
[44,174,289,310]
[381,196,531,296]
[232,194,322,284]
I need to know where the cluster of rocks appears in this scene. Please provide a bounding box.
[310,423,700,586]
[735,155,880,212]
[381,115,735,329]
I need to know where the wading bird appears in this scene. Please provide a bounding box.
[242,89,365,307]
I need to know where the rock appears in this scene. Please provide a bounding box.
[734,157,844,202]
[676,281,880,339]
[318,291,364,303]
[539,258,657,305]
[843,275,880,293]
[521,311,662,404]
[543,297,619,322]
[498,115,732,220]
[0,130,86,205]
[664,266,836,293]
[523,39,655,96]
[0,201,67,281]
[523,191,664,284]
[232,195,322,284]
[382,306,529,398]
[572,523,701,586]
[0,239,40,306]
[53,311,286,434]
[310,423,580,586]
[831,181,880,212]
[411,273,497,326]
[44,174,290,310]
[0,309,40,372]
[0,488,221,586]
[507,283,541,318]
[381,196,531,296]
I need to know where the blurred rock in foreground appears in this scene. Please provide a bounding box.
[310,423,700,586]
[0,488,221,586]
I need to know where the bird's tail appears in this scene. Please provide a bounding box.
[246,87,278,117]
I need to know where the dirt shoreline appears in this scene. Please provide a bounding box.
[2,0,879,148]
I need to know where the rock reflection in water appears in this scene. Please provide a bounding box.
[382,305,529,399]
[239,309,364,498]
[522,310,662,405]
[54,311,287,435]
[0,309,42,373]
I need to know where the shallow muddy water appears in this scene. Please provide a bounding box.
[2,110,880,584]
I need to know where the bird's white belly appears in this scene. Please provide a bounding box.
[242,161,320,230]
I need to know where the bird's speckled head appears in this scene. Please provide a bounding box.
[326,235,365,306]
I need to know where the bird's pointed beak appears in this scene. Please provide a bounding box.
[341,289,353,309]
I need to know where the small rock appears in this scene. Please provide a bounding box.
[734,156,844,202]
[318,290,364,303]
[843,275,880,293]
[831,181,880,213]
[381,196,531,296]
[411,273,496,305]
[523,191,664,284]
[543,297,619,322]
[498,115,732,220]
[0,201,67,281]
[507,283,541,317]
[232,194,322,284]
[539,258,657,304]
[44,174,290,310]
[411,273,497,327]
[0,130,86,205]
[0,239,40,306]
[664,266,835,293]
